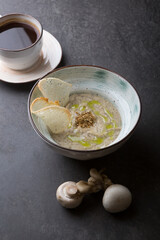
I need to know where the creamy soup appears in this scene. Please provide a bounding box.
[52,93,121,150]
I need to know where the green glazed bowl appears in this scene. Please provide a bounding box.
[28,65,141,160]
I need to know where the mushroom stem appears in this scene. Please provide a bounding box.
[76,180,92,194]
[90,168,103,182]
[88,168,113,192]
[65,185,78,197]
[101,174,113,190]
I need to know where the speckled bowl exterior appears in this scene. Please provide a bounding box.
[28,65,141,160]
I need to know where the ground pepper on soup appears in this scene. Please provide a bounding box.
[51,93,121,150]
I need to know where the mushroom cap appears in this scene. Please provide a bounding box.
[102,184,132,213]
[56,181,84,208]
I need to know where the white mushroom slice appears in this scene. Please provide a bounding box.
[33,105,71,134]
[102,184,132,213]
[38,77,72,107]
[56,181,84,208]
[30,97,59,112]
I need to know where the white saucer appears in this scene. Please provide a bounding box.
[0,30,62,83]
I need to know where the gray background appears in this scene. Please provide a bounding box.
[0,0,160,239]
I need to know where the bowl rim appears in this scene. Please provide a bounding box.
[28,65,142,153]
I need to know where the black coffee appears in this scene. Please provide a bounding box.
[0,22,39,50]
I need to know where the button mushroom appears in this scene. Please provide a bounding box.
[56,181,84,208]
[102,184,132,213]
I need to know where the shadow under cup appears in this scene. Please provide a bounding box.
[0,13,43,70]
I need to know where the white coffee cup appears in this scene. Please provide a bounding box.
[0,13,43,70]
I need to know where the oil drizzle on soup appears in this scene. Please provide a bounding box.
[52,93,121,150]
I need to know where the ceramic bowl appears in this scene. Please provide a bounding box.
[28,65,141,160]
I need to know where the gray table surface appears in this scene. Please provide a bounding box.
[0,0,160,239]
